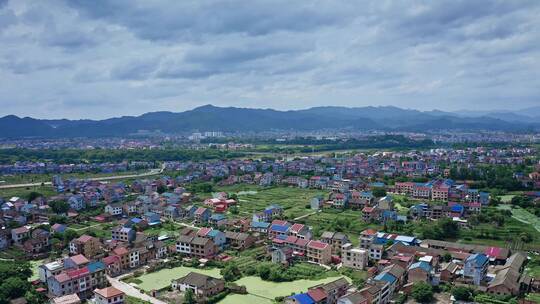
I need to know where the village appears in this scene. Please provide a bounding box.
[0,146,539,304]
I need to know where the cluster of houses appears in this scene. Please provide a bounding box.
[0,161,153,175]
[284,228,535,304]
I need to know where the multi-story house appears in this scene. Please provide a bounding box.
[224,231,255,251]
[105,203,123,216]
[69,235,102,258]
[307,240,331,265]
[359,229,377,249]
[194,207,212,224]
[341,243,367,270]
[11,226,30,244]
[321,231,350,256]
[47,261,106,299]
[111,226,135,243]
[464,253,489,285]
[288,223,312,240]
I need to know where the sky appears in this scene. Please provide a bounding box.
[0,0,539,119]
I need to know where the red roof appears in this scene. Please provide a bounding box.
[295,238,309,247]
[308,240,328,250]
[69,254,89,265]
[102,255,120,265]
[290,223,304,233]
[76,235,94,243]
[197,227,212,237]
[195,207,208,215]
[67,266,89,280]
[362,207,374,213]
[94,286,124,298]
[362,229,377,236]
[307,288,328,302]
[113,247,128,256]
[484,247,502,258]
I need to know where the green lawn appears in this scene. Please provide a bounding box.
[136,266,222,291]
[228,275,350,301]
[0,185,57,200]
[207,185,327,219]
[29,259,45,281]
[526,293,540,303]
[459,217,540,250]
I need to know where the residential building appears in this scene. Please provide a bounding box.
[342,243,367,270]
[307,240,331,265]
[93,286,125,304]
[171,272,225,299]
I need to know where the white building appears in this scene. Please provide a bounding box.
[342,243,368,270]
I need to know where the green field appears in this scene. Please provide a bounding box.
[29,259,45,281]
[526,293,540,303]
[497,205,540,232]
[136,266,222,291]
[207,185,327,219]
[234,275,350,299]
[0,185,57,200]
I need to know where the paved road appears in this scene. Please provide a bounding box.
[293,210,319,221]
[0,166,164,190]
[107,275,168,304]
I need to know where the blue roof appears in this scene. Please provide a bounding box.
[409,261,432,272]
[251,221,270,228]
[289,293,315,304]
[88,261,105,273]
[374,272,397,284]
[207,230,223,237]
[451,205,464,212]
[131,217,143,223]
[467,253,489,266]
[271,224,289,233]
[210,214,226,220]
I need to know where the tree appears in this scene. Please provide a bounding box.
[411,282,433,303]
[442,253,452,263]
[156,185,167,194]
[0,277,30,301]
[452,286,473,302]
[63,229,79,242]
[26,192,42,202]
[49,200,70,214]
[221,264,241,282]
[258,264,272,280]
[372,188,387,197]
[183,288,196,304]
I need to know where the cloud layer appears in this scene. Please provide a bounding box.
[0,0,539,119]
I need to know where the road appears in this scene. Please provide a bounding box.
[0,165,164,190]
[107,275,168,304]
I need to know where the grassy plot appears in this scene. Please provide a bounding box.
[136,266,222,291]
[29,259,45,281]
[459,217,540,250]
[230,275,350,301]
[210,185,327,219]
[0,185,57,200]
[497,205,540,232]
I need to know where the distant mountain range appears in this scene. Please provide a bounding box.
[1,104,539,138]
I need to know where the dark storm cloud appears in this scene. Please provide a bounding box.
[0,0,539,119]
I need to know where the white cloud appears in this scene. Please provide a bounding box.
[0,0,538,119]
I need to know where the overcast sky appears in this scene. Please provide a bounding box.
[0,0,539,119]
